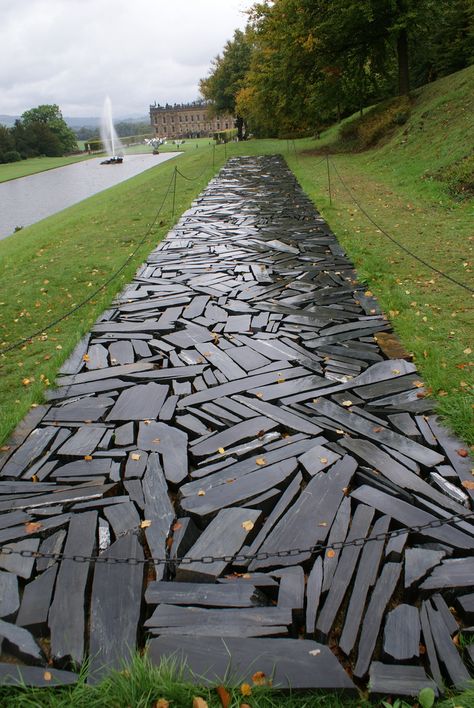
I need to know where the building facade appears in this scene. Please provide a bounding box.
[149,102,234,139]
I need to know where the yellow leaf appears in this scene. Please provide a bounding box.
[197,490,206,496]
[255,457,266,466]
[84,455,93,461]
[391,369,400,375]
[22,378,31,386]
[412,381,424,388]
[242,520,254,532]
[153,700,170,708]
[364,290,373,296]
[82,354,90,361]
[43,671,52,681]
[31,474,39,483]
[218,447,225,454]
[319,457,328,464]
[140,520,152,528]
[277,378,285,384]
[240,683,252,697]
[256,392,263,398]
[464,347,472,355]
[461,481,474,490]
[131,453,141,461]
[341,400,353,407]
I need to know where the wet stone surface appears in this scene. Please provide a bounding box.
[0,155,472,693]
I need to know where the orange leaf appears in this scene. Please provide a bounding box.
[461,481,474,490]
[25,521,43,534]
[43,671,52,681]
[252,671,267,686]
[326,549,336,558]
[153,700,170,708]
[84,455,93,461]
[215,685,231,708]
[82,354,90,361]
[172,522,183,532]
[240,683,252,697]
[256,457,266,466]
[457,449,469,458]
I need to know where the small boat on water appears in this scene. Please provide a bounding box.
[100,156,123,165]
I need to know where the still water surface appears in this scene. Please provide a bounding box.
[0,153,180,240]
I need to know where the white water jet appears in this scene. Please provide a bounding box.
[100,96,124,158]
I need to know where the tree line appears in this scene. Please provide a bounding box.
[0,105,77,164]
[200,0,474,138]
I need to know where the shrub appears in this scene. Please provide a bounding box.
[2,150,22,163]
[338,97,412,150]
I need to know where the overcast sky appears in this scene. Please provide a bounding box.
[0,0,254,118]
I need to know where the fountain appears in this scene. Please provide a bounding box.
[100,96,124,164]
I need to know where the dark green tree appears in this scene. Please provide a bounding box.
[200,29,252,139]
[21,104,77,153]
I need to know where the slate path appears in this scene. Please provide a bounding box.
[0,155,472,695]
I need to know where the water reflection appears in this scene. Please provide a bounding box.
[0,153,179,240]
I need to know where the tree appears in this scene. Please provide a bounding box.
[200,29,252,139]
[21,104,77,153]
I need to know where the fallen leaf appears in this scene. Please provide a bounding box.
[242,520,254,532]
[240,684,252,697]
[256,392,263,398]
[215,685,231,708]
[172,522,183,532]
[252,671,267,686]
[412,380,424,388]
[373,427,382,433]
[0,445,10,452]
[197,490,206,496]
[140,520,152,528]
[25,521,43,534]
[43,671,52,681]
[319,457,328,464]
[391,369,400,374]
[342,400,353,407]
[22,378,31,386]
[277,378,285,384]
[192,698,209,708]
[31,474,39,483]
[153,700,170,708]
[461,481,474,490]
[326,549,336,559]
[464,347,472,354]
[152,438,161,444]
[82,354,90,362]
[218,447,225,454]
[255,457,266,466]
[84,455,93,461]
[457,449,469,457]
[364,290,373,296]
[308,649,321,656]
[131,453,141,461]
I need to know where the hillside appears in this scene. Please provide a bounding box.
[314,64,474,199]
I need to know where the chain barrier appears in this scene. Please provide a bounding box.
[1,508,473,567]
[327,156,474,294]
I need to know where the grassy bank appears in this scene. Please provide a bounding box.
[0,154,93,183]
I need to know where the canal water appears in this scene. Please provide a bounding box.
[0,152,180,240]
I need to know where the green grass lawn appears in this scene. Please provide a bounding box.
[0,154,93,183]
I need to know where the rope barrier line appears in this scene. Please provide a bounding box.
[0,169,177,355]
[327,156,474,294]
[1,508,473,566]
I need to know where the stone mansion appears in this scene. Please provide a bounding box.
[149,101,234,139]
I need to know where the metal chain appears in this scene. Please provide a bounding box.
[1,508,473,567]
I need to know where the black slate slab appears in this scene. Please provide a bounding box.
[0,571,19,619]
[48,510,97,664]
[353,562,402,678]
[147,636,356,690]
[15,565,58,630]
[106,383,168,421]
[368,662,438,698]
[176,507,261,582]
[0,663,78,687]
[88,532,144,682]
[383,604,420,660]
[137,422,188,485]
[145,581,266,608]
